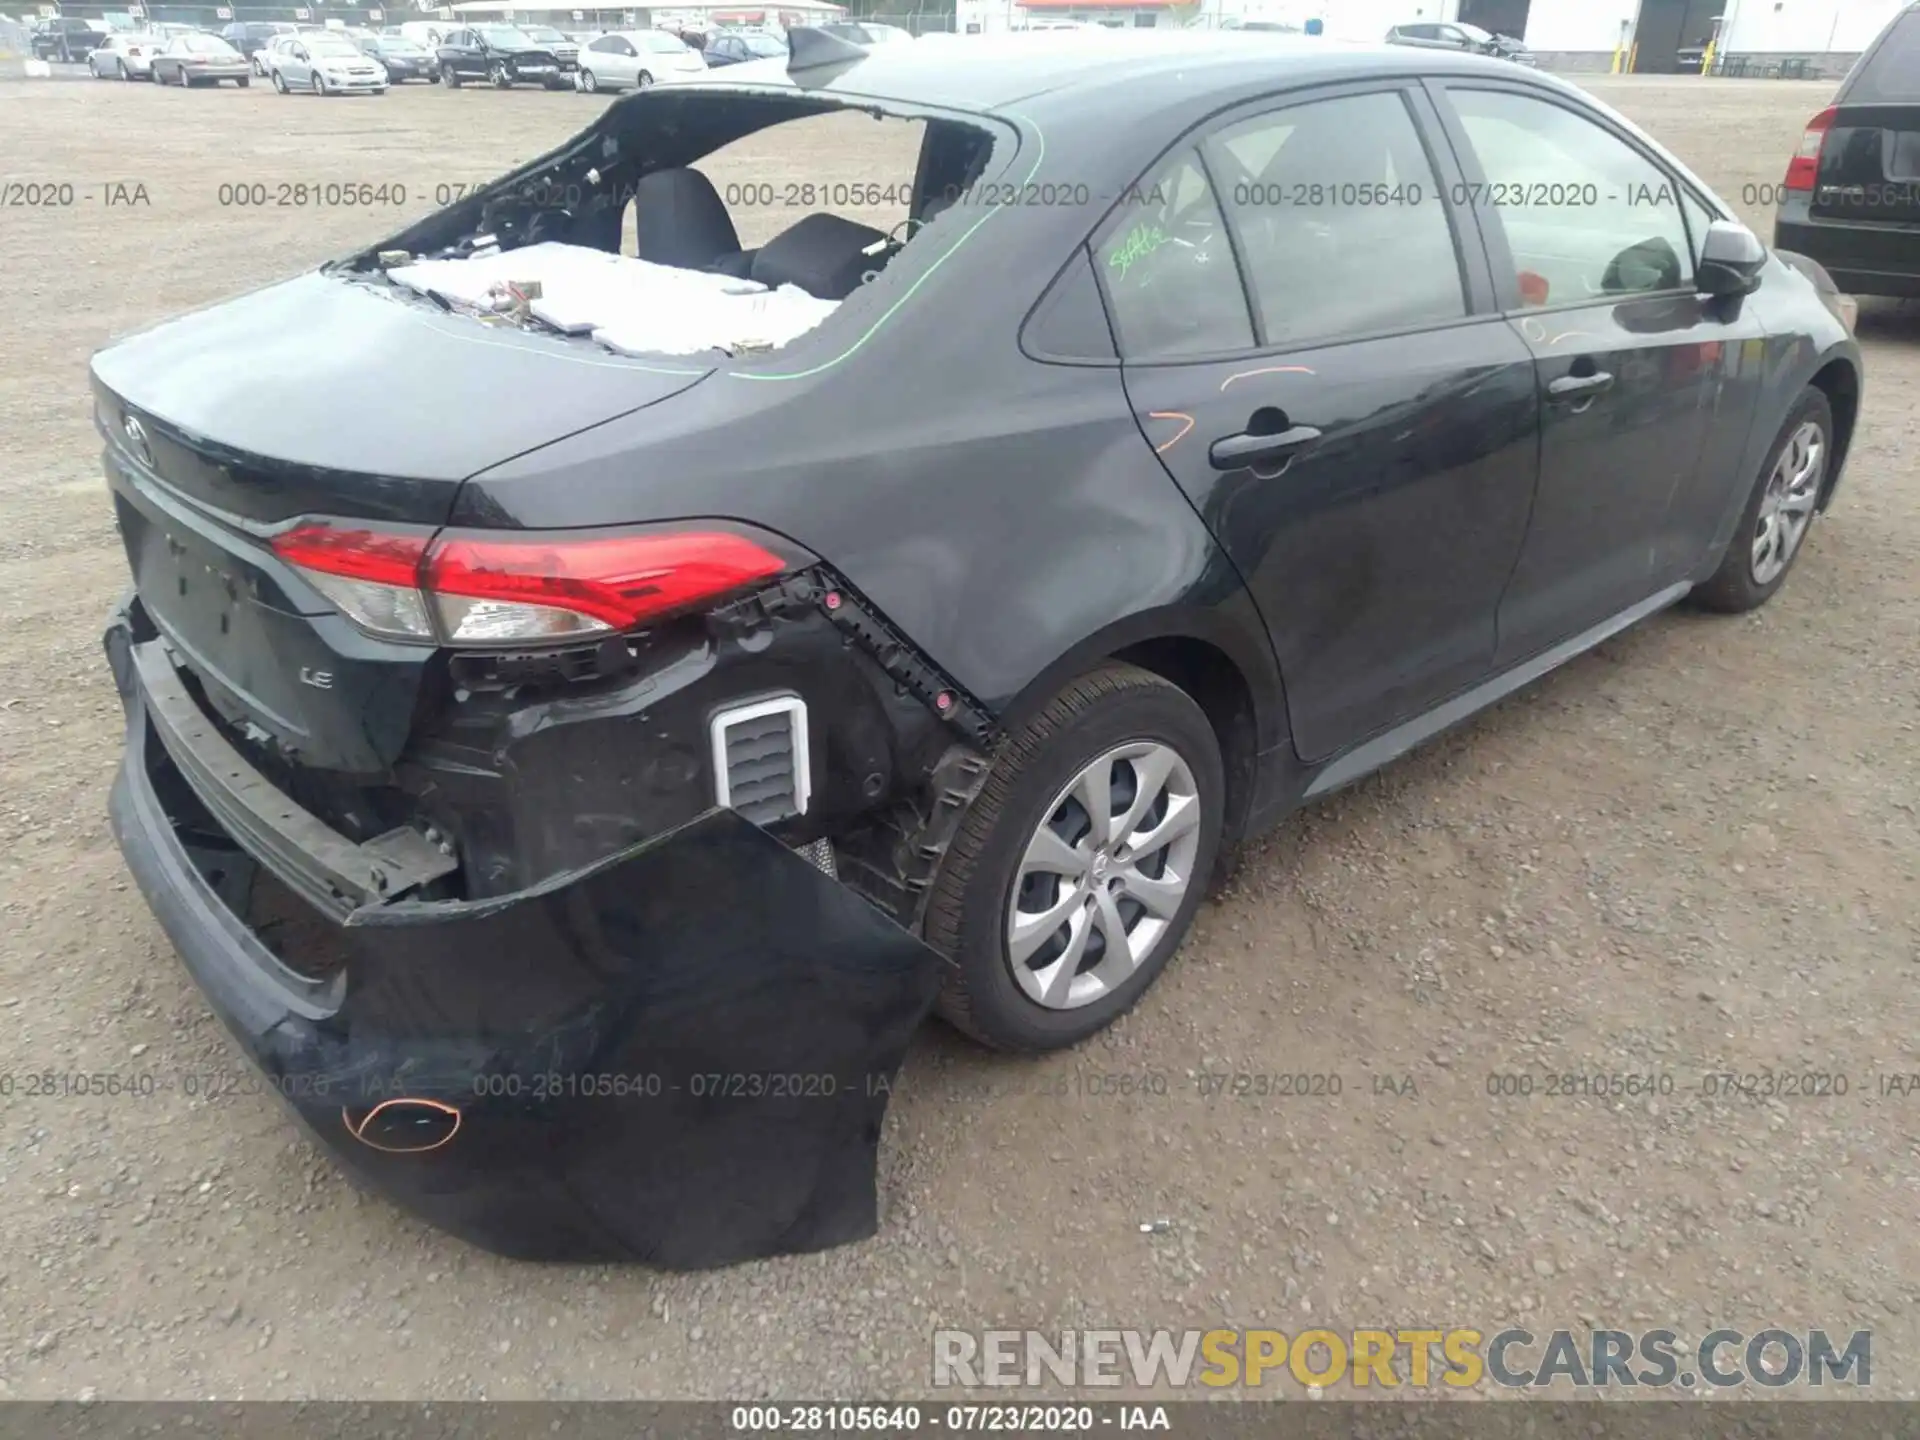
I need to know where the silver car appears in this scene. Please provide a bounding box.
[574,28,706,92]
[270,33,390,94]
[150,33,252,86]
[88,31,165,79]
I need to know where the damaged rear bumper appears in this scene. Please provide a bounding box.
[103,601,946,1268]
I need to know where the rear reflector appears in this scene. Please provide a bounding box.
[270,523,788,646]
[711,695,810,824]
[1784,107,1835,192]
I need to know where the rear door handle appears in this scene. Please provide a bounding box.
[1209,424,1323,470]
[1547,371,1615,400]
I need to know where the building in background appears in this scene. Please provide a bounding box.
[955,0,1903,70]
[1468,0,1903,75]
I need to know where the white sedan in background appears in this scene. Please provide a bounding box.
[267,32,389,93]
[574,29,705,92]
[88,31,166,79]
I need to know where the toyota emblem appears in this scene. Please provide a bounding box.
[122,414,153,468]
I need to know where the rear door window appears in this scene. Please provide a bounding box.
[1093,147,1256,359]
[1205,89,1467,347]
[1840,9,1920,103]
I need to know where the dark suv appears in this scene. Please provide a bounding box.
[32,17,109,61]
[1773,1,1920,297]
[221,20,296,66]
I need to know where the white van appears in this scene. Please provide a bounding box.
[396,19,449,47]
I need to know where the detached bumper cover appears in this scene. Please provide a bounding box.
[104,604,947,1268]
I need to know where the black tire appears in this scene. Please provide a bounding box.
[236,75,250,87]
[580,66,598,92]
[490,61,511,87]
[926,663,1224,1053]
[634,68,653,88]
[271,68,287,92]
[1690,386,1834,614]
[442,66,460,87]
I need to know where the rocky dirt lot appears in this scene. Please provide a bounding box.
[0,72,1915,1402]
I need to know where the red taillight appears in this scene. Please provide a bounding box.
[269,524,788,645]
[272,523,428,588]
[428,531,787,632]
[1784,106,1835,192]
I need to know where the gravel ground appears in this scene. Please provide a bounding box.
[0,73,1915,1402]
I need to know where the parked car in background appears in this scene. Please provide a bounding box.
[1676,39,1709,71]
[436,24,565,87]
[88,30,165,78]
[517,22,581,76]
[32,16,108,61]
[576,27,706,90]
[269,31,388,93]
[221,20,295,69]
[1386,20,1533,63]
[150,32,250,85]
[703,29,787,65]
[817,19,913,43]
[1773,0,1920,298]
[355,33,438,82]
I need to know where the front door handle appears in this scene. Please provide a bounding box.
[1209,424,1323,470]
[1547,371,1615,400]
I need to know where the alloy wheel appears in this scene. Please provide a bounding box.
[1004,741,1202,1010]
[1751,418,1824,586]
[580,67,597,92]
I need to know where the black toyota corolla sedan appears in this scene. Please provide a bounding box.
[92,28,1861,1267]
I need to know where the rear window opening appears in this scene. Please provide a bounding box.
[341,90,1003,360]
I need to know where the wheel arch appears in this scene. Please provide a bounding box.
[1808,354,1860,509]
[993,599,1287,852]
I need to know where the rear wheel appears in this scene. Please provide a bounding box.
[236,74,250,87]
[634,69,653,88]
[580,66,598,91]
[1690,387,1833,613]
[926,663,1224,1053]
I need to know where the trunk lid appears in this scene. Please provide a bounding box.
[95,270,713,775]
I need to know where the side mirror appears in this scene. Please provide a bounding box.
[1697,219,1766,297]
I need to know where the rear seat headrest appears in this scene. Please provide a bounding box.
[631,168,742,272]
[749,213,889,301]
